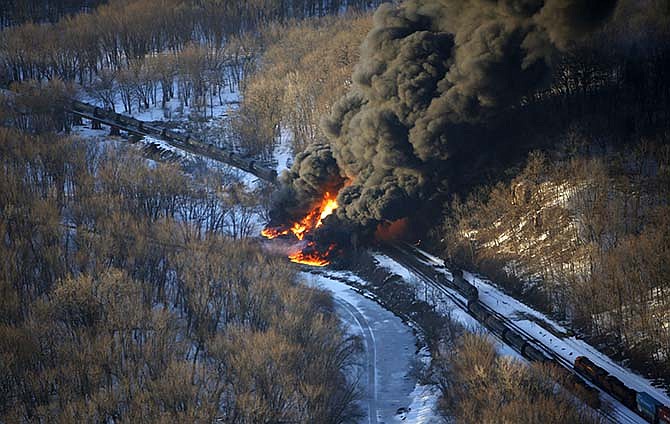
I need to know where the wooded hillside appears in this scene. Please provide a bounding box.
[0,126,360,422]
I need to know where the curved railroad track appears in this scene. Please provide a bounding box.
[382,242,645,424]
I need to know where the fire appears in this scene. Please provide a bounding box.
[289,192,338,240]
[261,192,339,266]
[261,227,289,239]
[262,192,338,241]
[288,242,336,266]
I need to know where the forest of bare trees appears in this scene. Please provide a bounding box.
[0,126,363,422]
[0,0,381,87]
[440,141,670,382]
[230,13,372,157]
[0,0,382,160]
[0,0,107,27]
[430,331,603,424]
[0,3,387,420]
[3,0,670,420]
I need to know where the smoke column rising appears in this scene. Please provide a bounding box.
[278,0,618,229]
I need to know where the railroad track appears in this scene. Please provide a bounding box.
[67,99,279,184]
[382,242,644,424]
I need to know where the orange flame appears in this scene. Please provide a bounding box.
[262,192,338,241]
[261,227,289,239]
[262,192,339,266]
[288,242,336,266]
[289,192,338,240]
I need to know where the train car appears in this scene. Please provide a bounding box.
[503,328,527,351]
[659,405,670,424]
[169,131,185,142]
[452,275,479,302]
[468,300,491,323]
[265,169,278,181]
[175,133,189,144]
[570,375,602,409]
[123,115,137,127]
[574,356,609,385]
[637,392,663,423]
[553,365,602,409]
[485,314,507,337]
[522,343,551,363]
[143,124,160,135]
[605,376,637,410]
[73,100,94,114]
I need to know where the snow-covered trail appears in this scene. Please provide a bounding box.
[333,297,379,424]
[301,272,439,424]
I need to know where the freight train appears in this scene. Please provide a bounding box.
[435,264,669,422]
[575,356,670,424]
[68,100,278,183]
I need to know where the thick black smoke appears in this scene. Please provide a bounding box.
[272,143,345,222]
[279,0,617,228]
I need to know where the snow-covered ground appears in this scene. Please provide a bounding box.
[419,248,669,401]
[274,128,294,174]
[372,252,522,360]
[301,271,440,424]
[374,244,670,423]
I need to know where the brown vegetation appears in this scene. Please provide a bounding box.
[231,13,372,157]
[0,128,362,422]
[0,79,76,133]
[440,140,670,381]
[430,332,603,424]
[0,0,380,99]
[0,0,107,27]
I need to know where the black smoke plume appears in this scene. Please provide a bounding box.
[277,0,618,230]
[272,143,345,222]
